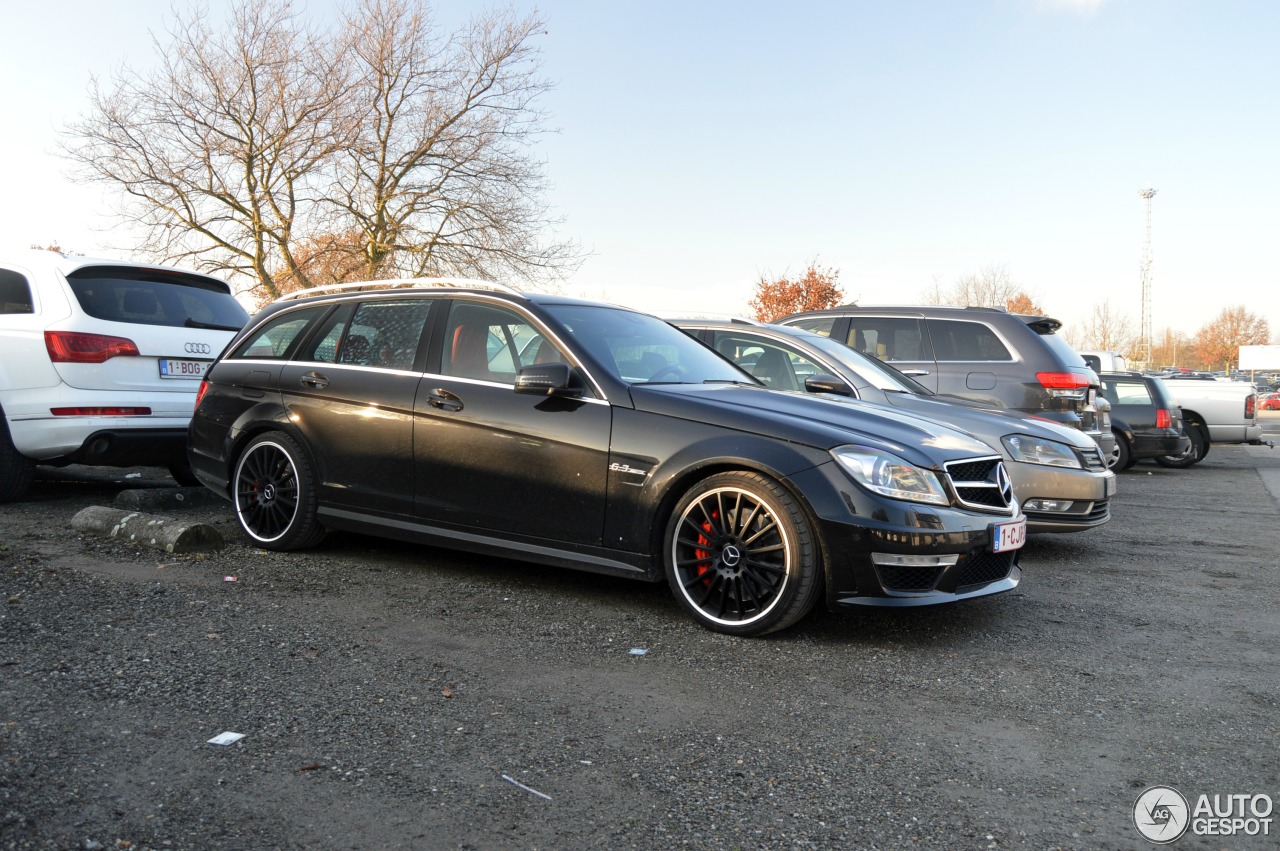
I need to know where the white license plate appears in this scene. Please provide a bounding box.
[159,358,211,379]
[992,518,1026,553]
[1105,475,1118,497]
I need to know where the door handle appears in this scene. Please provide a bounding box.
[428,388,463,412]
[300,372,329,389]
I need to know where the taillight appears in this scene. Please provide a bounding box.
[1036,372,1090,400]
[45,331,140,363]
[1156,409,1172,429]
[50,407,151,416]
[1246,395,1256,418]
[194,379,210,411]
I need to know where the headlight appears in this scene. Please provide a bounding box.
[1000,434,1082,469]
[831,446,949,506]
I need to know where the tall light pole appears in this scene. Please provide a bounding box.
[1139,188,1158,367]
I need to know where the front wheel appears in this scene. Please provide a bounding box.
[1155,425,1206,469]
[664,471,822,636]
[233,432,324,550]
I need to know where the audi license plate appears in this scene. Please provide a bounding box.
[159,359,211,379]
[991,518,1026,553]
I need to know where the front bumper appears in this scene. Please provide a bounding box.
[785,464,1023,610]
[1011,461,1114,534]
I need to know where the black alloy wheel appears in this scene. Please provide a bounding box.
[665,471,822,636]
[233,432,324,550]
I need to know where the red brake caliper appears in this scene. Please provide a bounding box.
[694,511,718,585]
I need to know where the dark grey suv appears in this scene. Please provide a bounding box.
[778,305,1113,455]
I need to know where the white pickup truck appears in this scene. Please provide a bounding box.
[1078,351,1269,467]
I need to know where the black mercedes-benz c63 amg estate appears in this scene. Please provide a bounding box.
[188,281,1026,635]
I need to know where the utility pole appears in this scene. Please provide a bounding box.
[1139,188,1158,368]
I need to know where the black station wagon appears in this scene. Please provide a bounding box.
[188,282,1027,635]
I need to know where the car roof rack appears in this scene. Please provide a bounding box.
[273,277,523,303]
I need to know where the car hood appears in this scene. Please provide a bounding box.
[880,392,1097,451]
[629,383,995,468]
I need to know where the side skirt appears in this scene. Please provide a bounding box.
[318,507,659,582]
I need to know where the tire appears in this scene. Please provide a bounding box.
[232,432,324,550]
[1108,430,1131,471]
[0,413,36,503]
[1155,425,1206,469]
[664,471,822,636]
[169,459,201,487]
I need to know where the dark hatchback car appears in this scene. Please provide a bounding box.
[1098,372,1192,469]
[188,282,1027,636]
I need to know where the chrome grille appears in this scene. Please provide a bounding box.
[1079,446,1107,471]
[943,455,1014,514]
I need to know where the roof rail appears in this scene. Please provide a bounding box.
[273,277,522,303]
[658,311,763,326]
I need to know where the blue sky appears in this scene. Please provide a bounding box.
[2,0,1277,340]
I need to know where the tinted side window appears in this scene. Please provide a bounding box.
[443,301,546,384]
[928,319,1012,361]
[1103,379,1153,406]
[713,332,824,392]
[787,316,836,337]
[230,308,326,360]
[0,269,33,314]
[846,317,928,362]
[338,300,433,370]
[297,304,355,364]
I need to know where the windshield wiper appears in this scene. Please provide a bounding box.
[702,379,758,386]
[185,318,243,331]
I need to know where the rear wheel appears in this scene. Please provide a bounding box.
[1108,430,1131,471]
[664,471,822,636]
[0,413,35,503]
[233,432,324,550]
[1155,425,1206,469]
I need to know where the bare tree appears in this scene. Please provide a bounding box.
[61,0,578,301]
[1078,300,1137,352]
[922,264,1033,309]
[332,0,577,284]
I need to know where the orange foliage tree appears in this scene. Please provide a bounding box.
[1005,292,1044,315]
[1194,306,1271,370]
[747,263,845,322]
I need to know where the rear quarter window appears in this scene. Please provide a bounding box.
[230,307,326,360]
[0,269,33,314]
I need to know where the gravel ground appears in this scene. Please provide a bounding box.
[3,425,1280,850]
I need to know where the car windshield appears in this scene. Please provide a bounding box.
[546,304,755,385]
[789,328,934,395]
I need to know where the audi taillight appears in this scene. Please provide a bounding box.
[44,331,140,363]
[194,379,210,411]
[1246,395,1256,418]
[1156,409,1172,429]
[1036,372,1090,400]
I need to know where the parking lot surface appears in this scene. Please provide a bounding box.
[3,422,1280,849]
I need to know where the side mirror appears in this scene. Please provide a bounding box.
[515,363,583,398]
[804,374,854,396]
